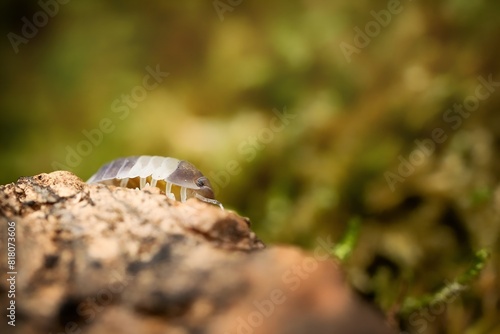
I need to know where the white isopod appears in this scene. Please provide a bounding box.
[87,156,223,209]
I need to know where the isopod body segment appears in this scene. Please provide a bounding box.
[87,156,223,209]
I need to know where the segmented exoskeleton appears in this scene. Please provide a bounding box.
[87,156,223,209]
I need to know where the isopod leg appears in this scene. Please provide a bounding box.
[166,182,175,200]
[150,178,158,187]
[140,177,146,189]
[120,178,129,187]
[180,187,187,202]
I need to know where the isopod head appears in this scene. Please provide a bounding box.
[168,160,220,206]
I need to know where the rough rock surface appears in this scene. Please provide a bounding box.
[0,171,395,334]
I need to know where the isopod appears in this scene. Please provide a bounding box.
[87,156,223,209]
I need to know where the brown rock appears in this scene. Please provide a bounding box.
[0,171,395,334]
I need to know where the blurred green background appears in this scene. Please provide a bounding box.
[1,1,499,332]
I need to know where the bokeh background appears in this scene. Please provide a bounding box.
[1,1,499,332]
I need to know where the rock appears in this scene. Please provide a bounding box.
[0,171,395,334]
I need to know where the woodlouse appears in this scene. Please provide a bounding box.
[87,156,223,209]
